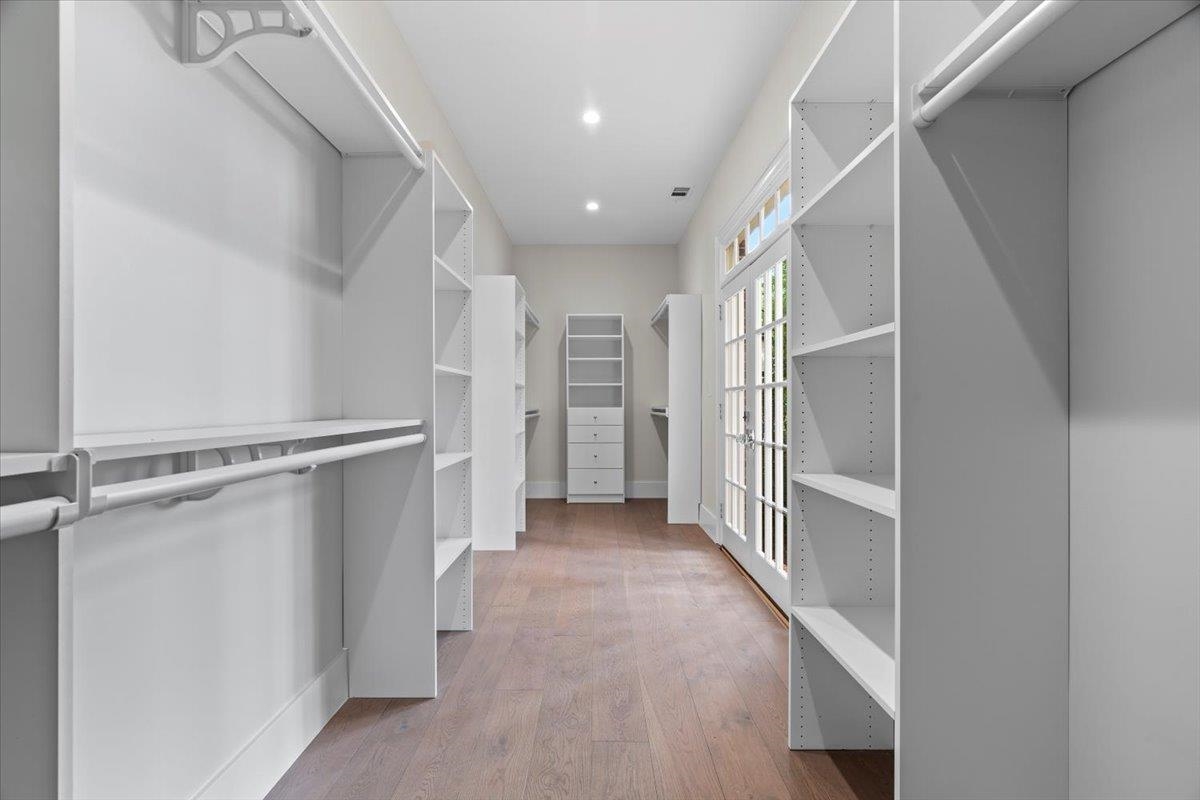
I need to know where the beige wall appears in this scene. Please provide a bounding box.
[677,1,850,517]
[325,0,513,276]
[515,245,678,492]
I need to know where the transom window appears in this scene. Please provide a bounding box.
[723,178,791,273]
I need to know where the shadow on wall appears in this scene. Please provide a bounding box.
[920,101,1069,412]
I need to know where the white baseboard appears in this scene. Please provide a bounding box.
[625,481,666,498]
[192,649,348,800]
[527,481,565,498]
[526,481,667,499]
[698,504,720,544]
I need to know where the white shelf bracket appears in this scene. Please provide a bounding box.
[180,0,312,69]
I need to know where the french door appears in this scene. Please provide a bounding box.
[719,236,789,609]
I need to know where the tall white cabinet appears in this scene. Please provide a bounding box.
[650,295,701,523]
[473,276,539,550]
[565,314,625,503]
[786,3,1199,799]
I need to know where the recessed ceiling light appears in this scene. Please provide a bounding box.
[585,201,600,212]
[581,109,601,125]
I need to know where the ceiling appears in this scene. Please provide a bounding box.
[386,1,803,245]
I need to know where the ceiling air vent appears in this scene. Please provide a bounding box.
[670,186,691,198]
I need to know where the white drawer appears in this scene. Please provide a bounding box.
[568,468,623,495]
[568,407,623,426]
[567,425,624,443]
[568,443,623,469]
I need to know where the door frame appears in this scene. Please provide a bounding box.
[715,233,790,609]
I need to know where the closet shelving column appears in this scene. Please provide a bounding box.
[518,293,539,532]
[565,314,625,503]
[431,154,474,633]
[786,0,897,750]
[471,276,537,549]
[650,294,701,523]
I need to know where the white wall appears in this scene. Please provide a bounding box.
[514,245,677,496]
[676,0,850,519]
[1067,10,1200,798]
[324,0,513,276]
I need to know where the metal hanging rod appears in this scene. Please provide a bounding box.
[0,433,425,541]
[912,0,1080,128]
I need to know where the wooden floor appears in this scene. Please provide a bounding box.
[268,499,892,800]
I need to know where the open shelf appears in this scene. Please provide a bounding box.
[434,451,472,471]
[434,537,471,579]
[919,0,1196,98]
[1,452,68,477]
[525,409,540,419]
[793,473,895,518]
[434,256,471,291]
[793,124,894,226]
[434,363,471,379]
[650,406,668,419]
[793,323,895,358]
[220,1,422,158]
[791,605,895,717]
[791,0,894,103]
[74,419,424,462]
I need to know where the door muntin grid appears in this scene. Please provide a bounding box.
[753,258,788,575]
[723,287,748,539]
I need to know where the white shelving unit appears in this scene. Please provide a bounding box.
[650,294,701,523]
[788,0,897,759]
[0,4,467,794]
[431,154,474,633]
[472,276,537,549]
[566,314,625,503]
[786,3,1199,799]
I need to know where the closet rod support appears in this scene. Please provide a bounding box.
[912,0,1080,128]
[180,0,311,69]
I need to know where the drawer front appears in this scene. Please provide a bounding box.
[568,407,623,426]
[568,468,624,495]
[567,425,624,443]
[568,443,623,469]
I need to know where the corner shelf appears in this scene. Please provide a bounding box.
[434,363,472,379]
[73,418,425,462]
[434,451,471,472]
[793,473,895,518]
[792,124,894,227]
[434,256,471,291]
[434,537,471,579]
[792,323,895,358]
[790,605,895,718]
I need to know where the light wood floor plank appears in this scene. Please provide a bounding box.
[591,741,660,800]
[269,500,892,800]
